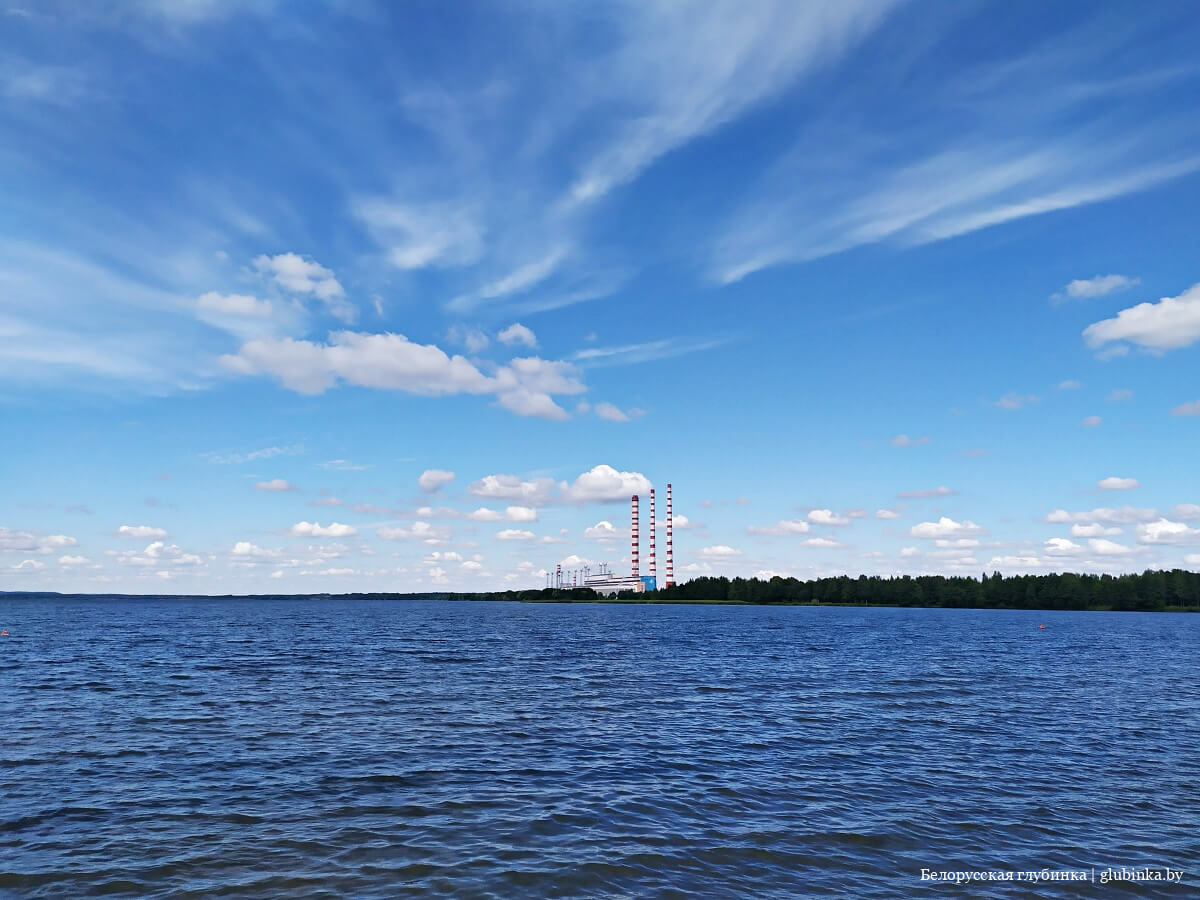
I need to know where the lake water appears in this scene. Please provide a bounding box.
[2,598,1197,897]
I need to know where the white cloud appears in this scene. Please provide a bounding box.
[196,291,273,318]
[1083,282,1200,352]
[1172,504,1200,521]
[899,547,919,557]
[231,541,280,558]
[112,541,203,567]
[223,332,584,421]
[911,517,984,539]
[505,506,538,522]
[584,521,621,539]
[748,519,811,535]
[807,509,850,526]
[700,545,742,558]
[0,527,78,555]
[1136,518,1200,544]
[497,323,537,347]
[424,551,463,563]
[1173,399,1200,416]
[469,474,557,505]
[1044,538,1083,555]
[1057,379,1082,390]
[1070,523,1122,537]
[1089,538,1133,555]
[496,529,536,541]
[418,469,456,492]
[1057,274,1139,301]
[253,252,350,320]
[446,325,489,354]
[935,538,979,548]
[890,434,930,447]
[57,554,90,565]
[1098,476,1139,491]
[255,478,295,492]
[1186,553,1200,566]
[1082,415,1103,428]
[1108,388,1133,402]
[668,514,693,529]
[561,464,652,503]
[802,537,840,548]
[1045,507,1158,524]
[377,521,450,541]
[118,525,168,539]
[288,521,357,538]
[593,402,631,422]
[466,507,504,522]
[875,509,900,520]
[11,558,45,570]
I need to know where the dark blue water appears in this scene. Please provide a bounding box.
[2,599,1197,897]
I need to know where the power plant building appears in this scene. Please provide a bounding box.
[550,483,676,596]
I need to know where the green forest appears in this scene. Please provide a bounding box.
[452,569,1200,611]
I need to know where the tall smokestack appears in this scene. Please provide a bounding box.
[631,494,640,579]
[649,488,656,581]
[665,483,674,587]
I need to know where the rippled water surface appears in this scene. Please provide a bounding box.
[3,598,1198,897]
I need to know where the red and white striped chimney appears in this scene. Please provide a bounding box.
[648,488,656,581]
[631,494,640,579]
[665,483,674,587]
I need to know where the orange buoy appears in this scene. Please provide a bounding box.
[0,630,7,636]
[1038,624,1045,629]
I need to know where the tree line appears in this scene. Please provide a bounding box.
[452,569,1200,611]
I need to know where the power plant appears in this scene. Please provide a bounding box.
[546,483,677,595]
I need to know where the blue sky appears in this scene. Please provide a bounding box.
[3,0,1200,593]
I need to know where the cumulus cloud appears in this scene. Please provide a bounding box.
[255,478,295,492]
[505,506,538,522]
[583,521,621,539]
[1098,476,1139,491]
[700,545,742,558]
[1136,518,1200,544]
[377,521,449,541]
[875,509,900,519]
[1083,282,1200,352]
[0,528,78,555]
[231,541,280,558]
[561,464,652,503]
[1044,537,1083,555]
[890,434,930,447]
[469,474,557,505]
[58,554,90,565]
[118,525,168,539]
[497,529,536,541]
[497,323,537,347]
[1172,399,1200,416]
[222,332,584,420]
[748,519,811,535]
[802,537,840,547]
[111,541,203,567]
[1057,379,1082,390]
[197,291,273,318]
[11,559,45,571]
[254,252,351,320]
[910,517,983,539]
[668,514,693,529]
[418,469,456,492]
[807,509,850,526]
[288,521,357,538]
